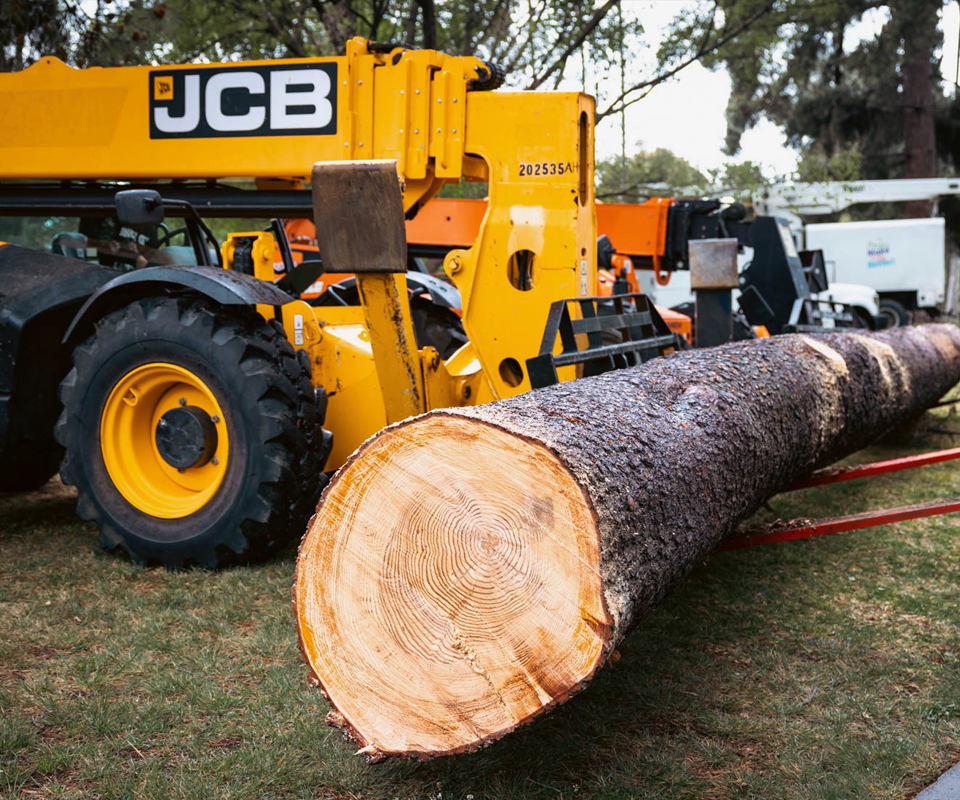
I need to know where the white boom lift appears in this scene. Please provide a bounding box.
[754,178,960,325]
[754,178,960,225]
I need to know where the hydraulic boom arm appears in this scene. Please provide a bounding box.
[753,178,960,225]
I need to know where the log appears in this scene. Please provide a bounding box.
[294,325,960,761]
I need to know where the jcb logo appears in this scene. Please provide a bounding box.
[153,76,173,100]
[149,63,337,139]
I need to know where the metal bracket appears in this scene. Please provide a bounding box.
[526,293,685,389]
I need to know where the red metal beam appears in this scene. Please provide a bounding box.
[720,498,960,552]
[787,447,960,491]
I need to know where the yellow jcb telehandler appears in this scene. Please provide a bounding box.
[0,38,681,568]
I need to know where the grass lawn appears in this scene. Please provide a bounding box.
[2,405,960,799]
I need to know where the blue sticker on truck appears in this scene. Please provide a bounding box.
[149,63,337,139]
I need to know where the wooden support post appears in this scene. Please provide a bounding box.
[312,160,423,422]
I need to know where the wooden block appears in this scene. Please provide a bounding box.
[311,160,407,274]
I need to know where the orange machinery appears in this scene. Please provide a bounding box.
[402,197,692,342]
[404,197,675,280]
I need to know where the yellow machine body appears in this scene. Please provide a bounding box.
[0,39,596,469]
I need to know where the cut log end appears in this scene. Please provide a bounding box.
[295,414,611,758]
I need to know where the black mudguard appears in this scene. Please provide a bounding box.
[0,244,119,392]
[63,264,294,346]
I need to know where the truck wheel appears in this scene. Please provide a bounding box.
[56,297,332,569]
[879,299,909,328]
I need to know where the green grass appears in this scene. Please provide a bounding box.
[3,406,960,799]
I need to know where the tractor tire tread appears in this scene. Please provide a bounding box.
[55,296,330,570]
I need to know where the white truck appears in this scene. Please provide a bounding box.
[805,218,945,326]
[754,178,960,326]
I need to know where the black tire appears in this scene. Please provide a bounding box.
[409,297,468,359]
[851,307,875,330]
[879,298,909,328]
[55,297,332,569]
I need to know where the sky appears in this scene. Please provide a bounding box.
[572,0,960,180]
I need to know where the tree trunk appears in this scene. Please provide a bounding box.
[404,0,419,46]
[295,325,960,761]
[416,0,437,50]
[898,0,939,217]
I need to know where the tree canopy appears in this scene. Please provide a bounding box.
[595,147,769,202]
[1,0,954,195]
[596,148,708,202]
[659,0,955,186]
[0,0,641,98]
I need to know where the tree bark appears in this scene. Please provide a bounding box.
[897,0,939,217]
[416,0,437,50]
[295,325,960,761]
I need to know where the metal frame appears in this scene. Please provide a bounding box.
[783,296,860,333]
[0,183,314,218]
[721,446,960,552]
[526,292,684,389]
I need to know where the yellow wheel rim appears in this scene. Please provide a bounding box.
[100,363,230,519]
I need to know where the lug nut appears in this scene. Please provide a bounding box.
[178,397,187,406]
[210,414,220,423]
[211,457,220,466]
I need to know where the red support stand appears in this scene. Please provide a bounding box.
[722,446,960,551]
[786,447,960,491]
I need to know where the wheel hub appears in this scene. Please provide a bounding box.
[100,362,230,519]
[155,406,218,470]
